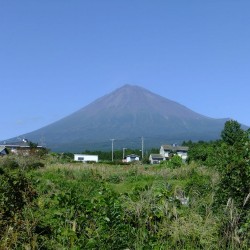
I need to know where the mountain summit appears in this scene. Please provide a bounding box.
[20,84,228,152]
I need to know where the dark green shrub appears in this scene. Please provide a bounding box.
[185,168,211,194]
[159,155,182,169]
[169,155,182,168]
[0,171,36,223]
[107,174,122,183]
[1,158,19,169]
[27,162,45,169]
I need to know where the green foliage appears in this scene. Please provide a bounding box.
[214,121,250,208]
[0,168,37,248]
[184,140,220,167]
[1,138,250,249]
[185,167,212,195]
[28,141,38,148]
[106,174,123,183]
[212,121,250,247]
[169,155,183,168]
[0,157,19,169]
[0,171,27,218]
[159,155,183,169]
[221,120,246,146]
[215,140,250,209]
[47,152,74,163]
[26,168,135,249]
[26,161,45,169]
[183,121,250,247]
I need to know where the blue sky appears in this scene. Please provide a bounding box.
[1,0,250,141]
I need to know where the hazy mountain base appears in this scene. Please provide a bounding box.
[0,154,249,249]
[48,131,220,152]
[16,85,230,152]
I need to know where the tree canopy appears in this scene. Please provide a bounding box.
[221,120,246,145]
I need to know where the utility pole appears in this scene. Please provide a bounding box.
[110,139,115,161]
[123,147,127,160]
[141,136,144,159]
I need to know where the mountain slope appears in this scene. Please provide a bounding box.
[20,84,228,152]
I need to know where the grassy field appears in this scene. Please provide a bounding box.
[0,155,248,249]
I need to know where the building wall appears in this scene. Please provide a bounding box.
[74,154,98,162]
[149,157,160,164]
[160,146,188,161]
[126,156,139,162]
[159,146,164,156]
[160,149,170,158]
[177,151,188,161]
[149,154,164,164]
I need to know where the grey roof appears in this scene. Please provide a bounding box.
[126,154,140,158]
[0,146,6,151]
[0,146,8,154]
[0,140,30,147]
[161,144,189,152]
[0,140,43,148]
[150,154,164,159]
[161,145,173,150]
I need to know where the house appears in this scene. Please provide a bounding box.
[175,146,189,161]
[124,154,140,163]
[74,154,98,163]
[0,146,8,156]
[160,144,189,161]
[0,139,45,155]
[160,145,174,159]
[149,154,164,164]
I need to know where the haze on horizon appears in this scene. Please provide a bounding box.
[1,1,250,141]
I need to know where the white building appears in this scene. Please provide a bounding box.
[159,144,189,161]
[74,154,98,163]
[149,154,164,164]
[125,154,140,163]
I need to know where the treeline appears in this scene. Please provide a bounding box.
[57,148,159,162]
[82,148,159,162]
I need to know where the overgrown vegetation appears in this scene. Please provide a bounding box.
[0,120,249,249]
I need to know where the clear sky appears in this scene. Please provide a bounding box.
[1,0,250,141]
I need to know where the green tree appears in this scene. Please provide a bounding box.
[221,120,246,146]
[214,121,250,246]
[216,121,250,207]
[183,140,221,167]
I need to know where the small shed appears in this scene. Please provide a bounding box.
[74,154,98,163]
[149,154,164,164]
[125,154,140,163]
[0,146,8,156]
